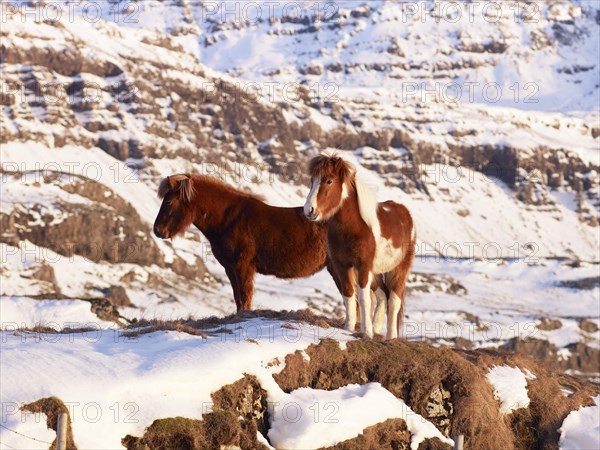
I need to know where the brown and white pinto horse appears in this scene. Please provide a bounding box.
[153,174,333,311]
[304,155,416,339]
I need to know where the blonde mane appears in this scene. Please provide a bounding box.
[353,176,380,237]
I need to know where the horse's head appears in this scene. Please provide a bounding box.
[304,154,355,221]
[153,174,196,239]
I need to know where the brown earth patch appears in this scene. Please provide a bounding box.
[537,318,562,331]
[319,418,452,450]
[211,374,270,441]
[580,319,599,333]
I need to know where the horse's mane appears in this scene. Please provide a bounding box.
[308,154,355,182]
[158,174,265,202]
[308,154,379,234]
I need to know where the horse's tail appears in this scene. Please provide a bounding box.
[398,233,415,338]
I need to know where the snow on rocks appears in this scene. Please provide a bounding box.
[264,381,454,450]
[486,365,536,414]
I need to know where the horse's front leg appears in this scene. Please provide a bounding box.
[357,270,373,338]
[237,263,256,311]
[337,267,357,332]
[224,267,242,311]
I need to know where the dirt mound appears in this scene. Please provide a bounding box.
[121,413,262,450]
[319,418,450,450]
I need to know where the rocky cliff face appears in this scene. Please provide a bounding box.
[1,0,599,309]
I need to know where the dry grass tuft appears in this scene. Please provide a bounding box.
[317,417,452,450]
[211,374,269,438]
[122,417,204,450]
[21,397,77,450]
[123,308,341,338]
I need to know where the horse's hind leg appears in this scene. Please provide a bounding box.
[386,255,413,339]
[371,274,388,335]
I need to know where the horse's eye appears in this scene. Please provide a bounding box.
[326,179,333,185]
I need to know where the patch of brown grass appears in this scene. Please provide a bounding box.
[122,410,270,450]
[8,324,101,336]
[443,347,599,450]
[319,418,412,450]
[122,417,204,450]
[123,308,341,338]
[21,397,77,450]
[536,318,562,331]
[211,374,269,438]
[272,338,600,450]
[274,339,515,449]
[318,417,452,450]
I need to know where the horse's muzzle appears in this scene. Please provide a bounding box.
[303,204,319,221]
[153,225,169,239]
[304,211,320,222]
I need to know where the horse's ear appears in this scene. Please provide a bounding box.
[168,176,179,190]
[335,157,353,184]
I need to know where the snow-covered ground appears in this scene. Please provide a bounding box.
[559,395,600,450]
[0,319,354,448]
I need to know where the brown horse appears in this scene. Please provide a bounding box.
[304,155,416,339]
[153,173,336,311]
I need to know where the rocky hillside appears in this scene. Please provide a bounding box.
[0,0,598,356]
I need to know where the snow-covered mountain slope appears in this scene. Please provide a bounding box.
[124,1,600,112]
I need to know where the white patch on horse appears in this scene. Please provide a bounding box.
[354,178,380,238]
[373,236,403,274]
[304,178,321,217]
[411,224,416,244]
[343,294,358,332]
[353,178,404,274]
